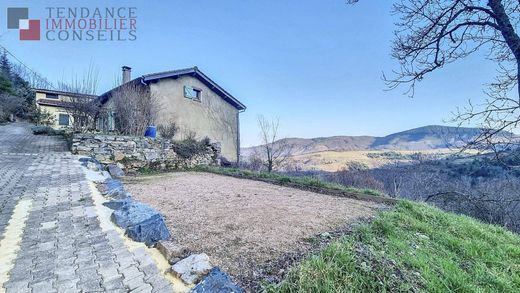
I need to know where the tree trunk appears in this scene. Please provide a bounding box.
[488,0,520,100]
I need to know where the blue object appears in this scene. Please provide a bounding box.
[144,126,157,138]
[191,267,245,293]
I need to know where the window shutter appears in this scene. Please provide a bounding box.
[184,86,193,99]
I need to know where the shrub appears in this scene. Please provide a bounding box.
[31,126,62,135]
[172,136,212,159]
[157,122,178,139]
[31,107,55,126]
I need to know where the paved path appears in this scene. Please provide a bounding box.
[0,123,173,293]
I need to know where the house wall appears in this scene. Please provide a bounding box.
[149,76,240,162]
[35,92,73,129]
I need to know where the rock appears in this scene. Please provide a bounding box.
[101,171,112,180]
[86,162,100,171]
[79,157,103,170]
[171,254,212,285]
[111,202,161,229]
[98,179,128,199]
[219,156,232,167]
[98,179,123,195]
[156,241,188,264]
[113,151,125,162]
[107,164,125,177]
[111,202,171,246]
[126,216,171,246]
[320,232,332,239]
[106,187,131,200]
[103,198,132,210]
[191,267,245,293]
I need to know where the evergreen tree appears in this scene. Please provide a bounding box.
[0,72,13,94]
[0,50,11,79]
[0,49,34,118]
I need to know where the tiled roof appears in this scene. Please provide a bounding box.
[33,88,98,99]
[36,99,74,108]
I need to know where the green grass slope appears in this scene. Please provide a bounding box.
[266,201,520,293]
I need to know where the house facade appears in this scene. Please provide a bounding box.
[35,67,246,163]
[100,67,246,162]
[34,89,97,129]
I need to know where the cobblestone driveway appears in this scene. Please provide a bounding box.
[0,123,173,293]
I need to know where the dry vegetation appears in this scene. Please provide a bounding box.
[289,149,456,172]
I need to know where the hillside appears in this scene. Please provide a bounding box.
[242,125,490,156]
[266,200,520,292]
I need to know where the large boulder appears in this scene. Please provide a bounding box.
[171,253,212,285]
[106,187,131,200]
[98,179,131,199]
[111,202,161,229]
[156,240,188,264]
[191,267,245,293]
[79,157,103,171]
[126,216,171,246]
[98,179,123,195]
[107,164,125,177]
[103,198,133,210]
[110,202,170,245]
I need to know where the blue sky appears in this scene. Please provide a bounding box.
[1,0,498,146]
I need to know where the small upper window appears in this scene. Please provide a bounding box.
[184,86,201,101]
[46,93,59,99]
[58,114,69,126]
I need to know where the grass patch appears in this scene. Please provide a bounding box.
[194,166,384,197]
[136,166,164,175]
[265,201,520,293]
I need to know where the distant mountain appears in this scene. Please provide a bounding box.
[242,125,493,156]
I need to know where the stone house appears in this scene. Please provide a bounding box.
[35,67,246,163]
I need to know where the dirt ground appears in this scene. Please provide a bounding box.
[124,172,382,291]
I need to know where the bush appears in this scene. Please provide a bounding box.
[157,122,179,139]
[172,137,212,159]
[31,107,55,126]
[328,169,385,192]
[31,126,65,136]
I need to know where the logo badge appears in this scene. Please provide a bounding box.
[7,8,40,41]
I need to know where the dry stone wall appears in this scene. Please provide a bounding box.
[72,134,219,171]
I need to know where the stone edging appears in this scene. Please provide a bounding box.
[79,156,245,292]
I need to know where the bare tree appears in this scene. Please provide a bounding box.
[349,0,520,159]
[56,64,101,132]
[256,115,293,172]
[112,82,160,136]
[0,93,23,122]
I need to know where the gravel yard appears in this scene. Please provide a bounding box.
[124,172,382,291]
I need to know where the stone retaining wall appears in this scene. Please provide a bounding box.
[72,134,220,171]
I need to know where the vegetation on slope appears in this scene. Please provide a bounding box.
[195,166,386,198]
[266,201,520,293]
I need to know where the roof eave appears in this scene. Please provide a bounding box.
[143,68,246,111]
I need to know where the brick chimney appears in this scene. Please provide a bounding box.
[122,66,132,84]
